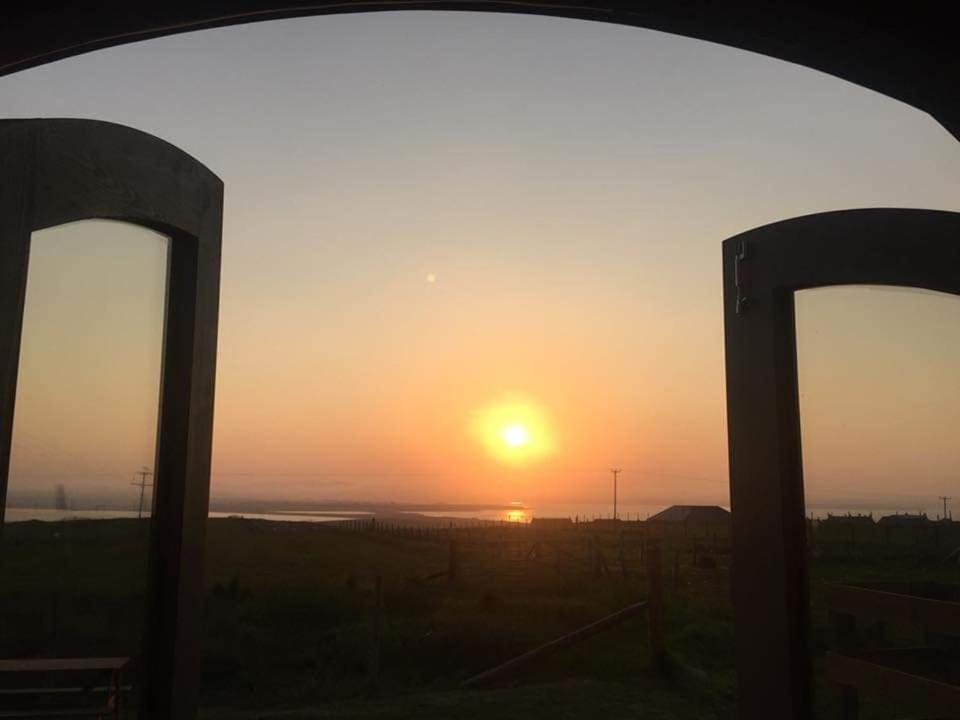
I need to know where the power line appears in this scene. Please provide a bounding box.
[939,496,952,520]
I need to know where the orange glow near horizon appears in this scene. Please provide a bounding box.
[4,15,960,513]
[473,395,556,466]
[505,508,528,523]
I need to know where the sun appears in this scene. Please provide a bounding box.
[501,423,530,448]
[473,395,555,465]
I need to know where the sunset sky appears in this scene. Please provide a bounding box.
[2,12,959,513]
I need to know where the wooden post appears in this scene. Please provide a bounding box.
[112,666,122,719]
[672,548,680,592]
[50,592,59,645]
[647,539,666,673]
[448,537,458,582]
[829,608,861,718]
[592,537,609,577]
[618,531,629,580]
[832,610,856,654]
[839,684,859,720]
[369,575,383,694]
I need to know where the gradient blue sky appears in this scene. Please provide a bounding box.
[2,12,959,511]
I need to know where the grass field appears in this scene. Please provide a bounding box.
[1,517,957,718]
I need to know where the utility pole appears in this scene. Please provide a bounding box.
[611,468,622,521]
[131,467,153,520]
[939,496,952,521]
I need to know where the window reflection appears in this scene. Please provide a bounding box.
[796,285,960,719]
[1,220,168,714]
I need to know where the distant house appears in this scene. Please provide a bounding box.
[646,505,730,540]
[819,513,875,528]
[647,505,730,525]
[530,517,573,529]
[878,513,931,527]
[590,517,639,529]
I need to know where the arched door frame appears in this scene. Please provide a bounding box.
[3,4,959,140]
[722,207,960,720]
[0,118,223,720]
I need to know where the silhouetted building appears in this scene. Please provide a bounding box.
[531,517,572,529]
[647,505,730,542]
[813,513,876,548]
[647,505,730,525]
[878,513,931,527]
[818,513,875,529]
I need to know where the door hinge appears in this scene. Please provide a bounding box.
[735,240,749,316]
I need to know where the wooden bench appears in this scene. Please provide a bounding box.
[826,583,960,719]
[0,658,129,719]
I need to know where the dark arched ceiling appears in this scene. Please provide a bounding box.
[2,2,959,141]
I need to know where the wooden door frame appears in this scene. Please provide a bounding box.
[0,118,223,720]
[722,207,960,719]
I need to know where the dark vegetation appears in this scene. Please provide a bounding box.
[1,517,958,718]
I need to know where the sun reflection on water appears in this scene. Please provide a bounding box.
[504,508,528,523]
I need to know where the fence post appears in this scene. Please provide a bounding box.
[592,537,609,578]
[833,610,858,718]
[647,539,666,673]
[369,574,383,694]
[618,531,628,580]
[448,537,459,582]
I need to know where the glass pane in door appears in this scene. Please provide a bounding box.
[796,285,960,719]
[1,219,168,717]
